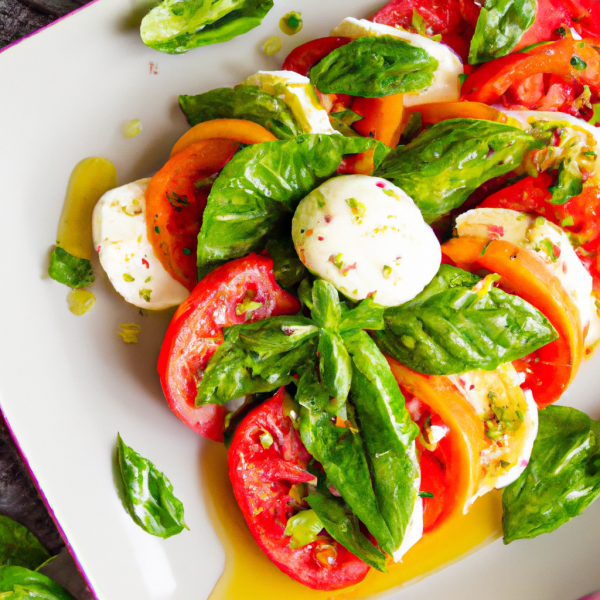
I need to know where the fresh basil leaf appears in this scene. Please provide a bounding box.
[197,134,377,278]
[0,516,51,570]
[196,317,318,405]
[179,86,300,139]
[400,111,422,144]
[299,403,395,555]
[295,358,335,414]
[264,235,306,289]
[330,109,365,126]
[374,265,558,375]
[338,298,385,332]
[141,0,273,54]
[306,492,388,572]
[310,36,438,98]
[468,0,537,65]
[311,279,342,331]
[503,406,600,543]
[116,435,188,539]
[283,509,324,549]
[318,330,352,407]
[48,246,95,289]
[0,566,74,599]
[375,119,544,223]
[343,330,419,557]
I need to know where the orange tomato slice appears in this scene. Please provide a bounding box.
[404,101,508,125]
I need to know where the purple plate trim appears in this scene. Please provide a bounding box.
[1,410,99,599]
[0,0,103,55]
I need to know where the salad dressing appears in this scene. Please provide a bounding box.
[201,443,502,600]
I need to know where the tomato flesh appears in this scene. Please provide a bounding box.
[157,254,301,442]
[228,389,370,590]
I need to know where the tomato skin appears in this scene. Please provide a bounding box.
[146,139,239,290]
[157,254,301,442]
[228,389,370,590]
[282,37,352,77]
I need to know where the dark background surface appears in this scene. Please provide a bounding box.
[1,5,94,598]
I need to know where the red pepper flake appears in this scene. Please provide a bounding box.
[487,224,504,239]
[458,378,466,387]
[305,229,314,237]
[96,246,102,252]
[552,243,562,260]
[341,263,357,274]
[469,385,475,390]
[141,258,150,269]
[367,290,377,299]
[324,215,332,223]
[376,181,385,188]
[563,261,568,274]
[318,236,324,241]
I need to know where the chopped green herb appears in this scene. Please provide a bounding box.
[538,239,559,262]
[166,191,190,210]
[182,247,192,255]
[259,430,274,449]
[123,273,135,282]
[345,197,366,222]
[145,276,152,283]
[555,26,566,37]
[458,73,469,85]
[560,216,575,227]
[382,265,393,279]
[500,460,511,468]
[154,226,160,234]
[418,491,434,499]
[139,288,152,302]
[570,55,587,71]
[279,11,302,35]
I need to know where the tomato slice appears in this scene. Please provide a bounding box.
[228,388,371,590]
[462,39,600,106]
[145,139,239,290]
[404,101,509,126]
[157,254,301,442]
[282,37,352,77]
[442,237,584,406]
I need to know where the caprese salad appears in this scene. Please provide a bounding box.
[49,0,600,593]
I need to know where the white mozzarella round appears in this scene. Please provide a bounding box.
[92,179,189,310]
[449,363,539,509]
[455,207,593,330]
[241,71,335,135]
[292,175,441,307]
[330,17,463,106]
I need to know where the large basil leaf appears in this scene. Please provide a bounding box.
[197,134,377,278]
[375,119,544,223]
[374,265,558,375]
[469,0,537,65]
[48,246,94,289]
[0,516,51,570]
[196,317,318,406]
[141,0,273,54]
[306,492,388,572]
[117,435,188,539]
[344,330,419,557]
[299,404,395,555]
[179,86,300,140]
[0,566,74,599]
[503,406,600,543]
[310,36,438,98]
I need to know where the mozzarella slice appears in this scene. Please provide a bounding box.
[456,208,593,331]
[330,17,463,106]
[449,363,539,510]
[241,71,335,135]
[92,179,189,310]
[292,175,441,307]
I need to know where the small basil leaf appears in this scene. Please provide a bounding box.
[318,331,352,407]
[48,246,95,289]
[374,265,558,375]
[141,0,274,54]
[264,234,306,289]
[283,509,324,549]
[0,566,74,599]
[343,330,419,557]
[330,109,365,126]
[299,403,395,555]
[0,516,51,570]
[197,134,377,278]
[306,492,388,572]
[116,435,188,539]
[503,406,600,543]
[295,358,334,414]
[468,0,537,65]
[310,36,438,98]
[179,86,300,139]
[311,279,342,331]
[375,119,544,223]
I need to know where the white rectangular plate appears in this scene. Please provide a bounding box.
[0,1,599,598]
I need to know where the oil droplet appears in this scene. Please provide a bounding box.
[122,119,142,138]
[279,11,303,35]
[117,323,141,344]
[262,36,282,56]
[67,289,96,316]
[200,443,502,600]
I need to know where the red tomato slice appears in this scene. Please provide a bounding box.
[157,254,301,442]
[228,388,371,590]
[146,139,240,291]
[282,37,351,78]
